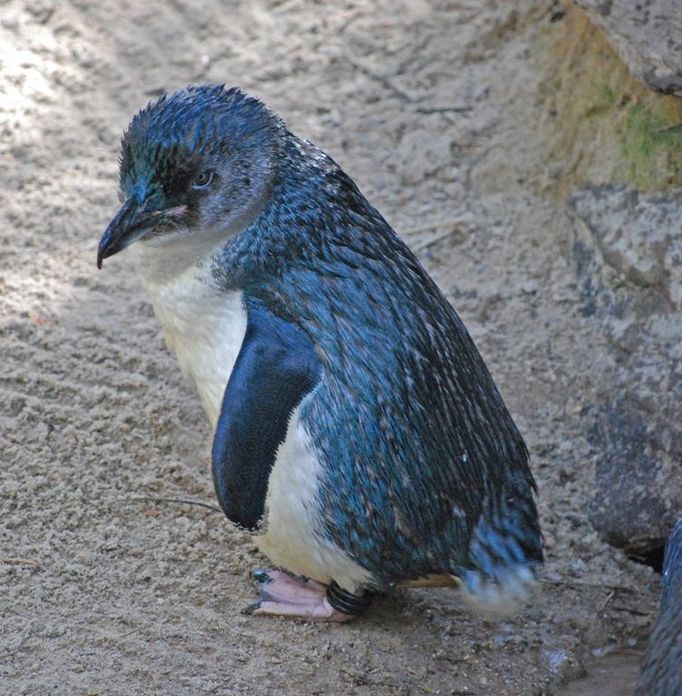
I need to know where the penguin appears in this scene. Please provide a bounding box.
[97,84,543,621]
[635,517,682,696]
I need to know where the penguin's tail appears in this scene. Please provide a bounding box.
[458,485,543,617]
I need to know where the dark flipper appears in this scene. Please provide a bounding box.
[211,299,321,530]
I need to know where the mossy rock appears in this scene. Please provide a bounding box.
[535,5,682,195]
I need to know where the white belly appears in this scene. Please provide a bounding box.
[256,404,374,593]
[139,263,247,427]
[136,257,371,592]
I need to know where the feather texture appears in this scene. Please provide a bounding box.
[213,128,543,595]
[113,85,543,606]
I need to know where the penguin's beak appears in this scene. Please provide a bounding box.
[97,197,173,269]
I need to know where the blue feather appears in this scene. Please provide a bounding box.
[636,518,682,694]
[114,84,544,600]
[212,122,543,590]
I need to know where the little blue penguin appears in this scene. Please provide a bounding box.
[636,517,682,696]
[97,85,543,621]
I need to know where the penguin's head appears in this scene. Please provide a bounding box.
[97,85,280,269]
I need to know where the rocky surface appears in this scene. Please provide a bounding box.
[575,0,682,96]
[569,186,682,558]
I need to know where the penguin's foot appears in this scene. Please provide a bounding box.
[246,569,371,622]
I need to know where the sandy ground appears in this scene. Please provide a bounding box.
[0,1,663,694]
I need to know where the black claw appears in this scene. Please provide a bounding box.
[251,569,272,584]
[326,581,374,616]
[242,601,262,615]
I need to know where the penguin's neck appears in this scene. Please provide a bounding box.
[133,244,247,428]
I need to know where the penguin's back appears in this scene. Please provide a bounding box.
[262,194,542,599]
[214,133,543,602]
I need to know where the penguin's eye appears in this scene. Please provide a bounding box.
[191,170,214,190]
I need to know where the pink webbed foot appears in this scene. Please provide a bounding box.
[245,569,371,622]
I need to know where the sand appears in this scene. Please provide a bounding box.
[0,1,661,694]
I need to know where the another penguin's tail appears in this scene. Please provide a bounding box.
[458,485,543,617]
[660,516,682,610]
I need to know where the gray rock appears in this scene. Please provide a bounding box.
[636,518,682,696]
[575,0,682,96]
[569,185,682,557]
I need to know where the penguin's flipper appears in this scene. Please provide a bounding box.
[211,300,322,531]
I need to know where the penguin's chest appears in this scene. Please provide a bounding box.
[256,409,374,592]
[143,268,372,592]
[148,272,246,428]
